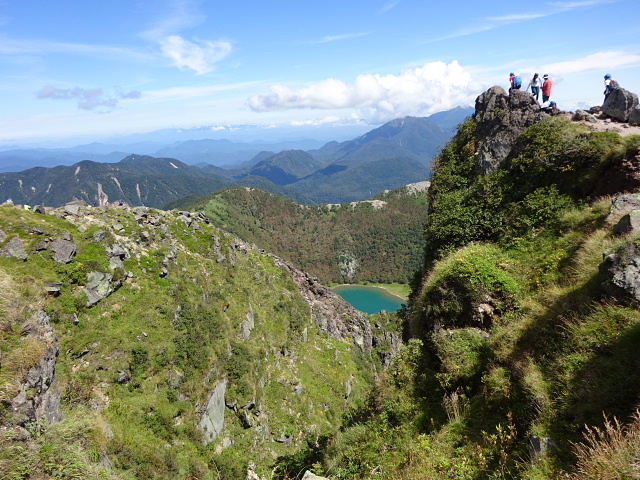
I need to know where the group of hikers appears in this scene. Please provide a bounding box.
[509,72,618,111]
[509,72,555,109]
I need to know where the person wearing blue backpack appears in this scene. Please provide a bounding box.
[509,72,522,93]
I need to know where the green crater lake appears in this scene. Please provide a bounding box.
[332,285,406,314]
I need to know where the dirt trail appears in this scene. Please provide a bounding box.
[559,111,640,137]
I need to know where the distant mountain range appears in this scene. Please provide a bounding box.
[0,108,473,207]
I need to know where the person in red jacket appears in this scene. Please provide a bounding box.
[541,74,553,102]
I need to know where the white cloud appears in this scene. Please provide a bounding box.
[308,32,369,44]
[37,86,142,112]
[248,61,482,122]
[159,35,231,74]
[541,50,640,75]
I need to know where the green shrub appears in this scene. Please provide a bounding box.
[418,244,522,331]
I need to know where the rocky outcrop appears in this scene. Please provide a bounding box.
[9,310,61,428]
[271,255,373,351]
[602,86,639,122]
[474,87,542,174]
[197,378,228,445]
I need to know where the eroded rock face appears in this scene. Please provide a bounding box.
[270,255,374,351]
[198,378,228,445]
[602,86,639,122]
[474,87,542,174]
[10,310,61,427]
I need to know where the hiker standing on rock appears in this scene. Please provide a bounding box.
[542,74,553,103]
[603,73,616,102]
[527,73,543,101]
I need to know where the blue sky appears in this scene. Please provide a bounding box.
[1,0,639,145]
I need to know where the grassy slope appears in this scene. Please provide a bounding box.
[0,203,393,479]
[294,118,640,479]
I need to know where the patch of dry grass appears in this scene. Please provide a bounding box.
[570,410,640,479]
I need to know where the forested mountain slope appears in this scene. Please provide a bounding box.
[167,182,430,285]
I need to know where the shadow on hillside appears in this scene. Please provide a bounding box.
[505,268,640,459]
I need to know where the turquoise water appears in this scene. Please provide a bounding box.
[332,285,406,314]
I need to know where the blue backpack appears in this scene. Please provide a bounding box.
[513,76,522,88]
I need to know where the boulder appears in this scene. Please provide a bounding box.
[0,236,28,261]
[629,106,640,125]
[602,86,639,122]
[474,87,542,174]
[49,235,77,264]
[600,241,640,303]
[85,271,118,306]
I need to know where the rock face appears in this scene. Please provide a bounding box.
[474,87,542,174]
[602,86,639,122]
[10,310,61,427]
[272,255,374,351]
[198,378,228,445]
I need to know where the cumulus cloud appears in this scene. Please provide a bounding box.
[248,61,482,122]
[37,86,142,112]
[159,35,231,74]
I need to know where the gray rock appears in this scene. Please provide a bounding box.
[198,378,228,445]
[474,87,542,174]
[239,305,255,341]
[64,204,81,216]
[302,471,329,480]
[602,86,639,122]
[600,241,640,303]
[115,370,130,384]
[49,235,77,264]
[613,210,640,234]
[0,236,28,260]
[85,271,118,306]
[610,194,640,217]
[572,109,588,121]
[33,205,46,214]
[0,229,5,242]
[93,230,106,242]
[10,310,61,427]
